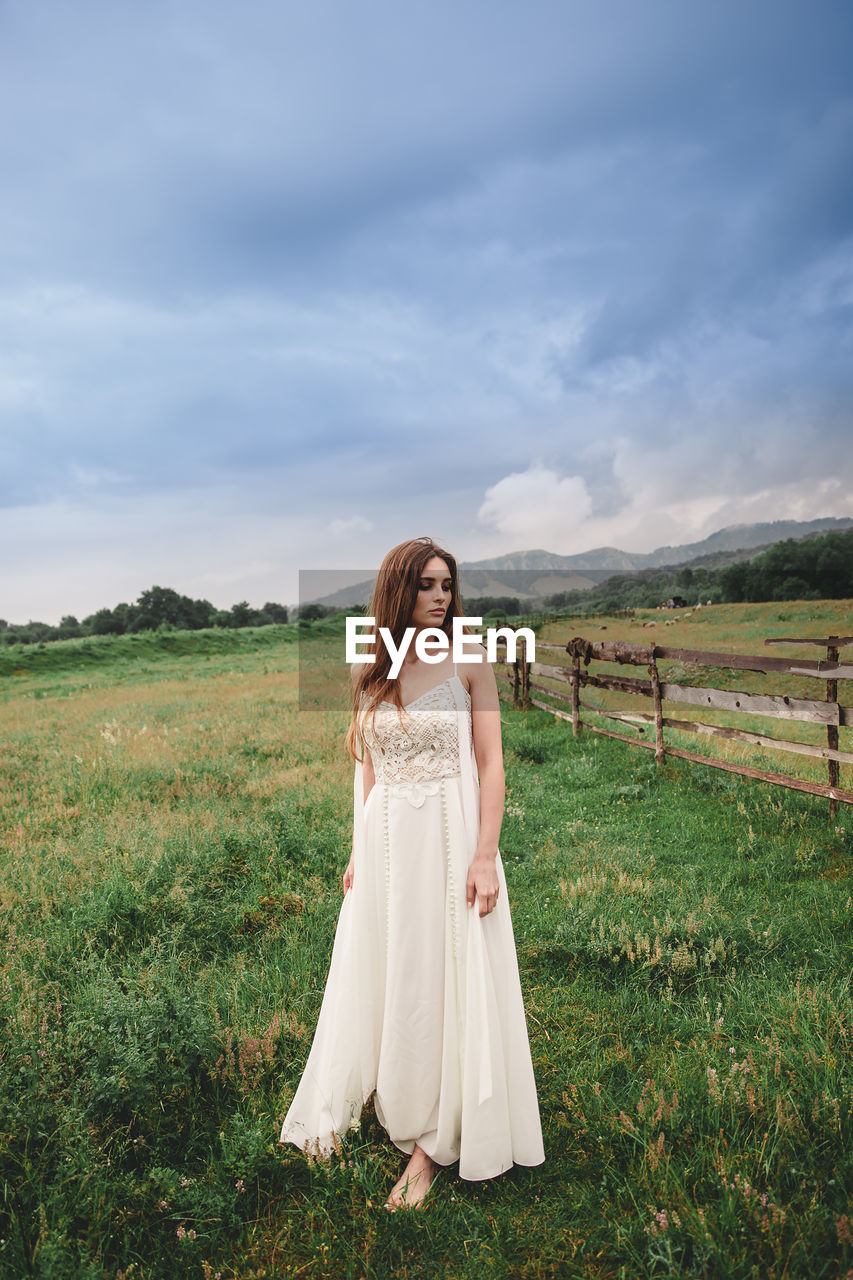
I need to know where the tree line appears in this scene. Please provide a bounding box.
[3,589,534,647]
[0,586,291,646]
[714,527,852,603]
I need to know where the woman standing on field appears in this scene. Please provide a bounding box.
[280,537,544,1208]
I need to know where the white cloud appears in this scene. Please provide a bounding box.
[474,447,853,563]
[693,477,851,533]
[69,463,130,488]
[477,464,594,548]
[329,516,374,536]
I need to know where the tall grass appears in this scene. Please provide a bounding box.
[0,614,851,1278]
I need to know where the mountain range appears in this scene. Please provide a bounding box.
[304,516,853,610]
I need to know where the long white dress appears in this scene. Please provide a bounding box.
[279,665,545,1180]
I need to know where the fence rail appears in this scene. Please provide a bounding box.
[494,634,853,818]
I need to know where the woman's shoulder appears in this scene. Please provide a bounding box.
[461,645,498,699]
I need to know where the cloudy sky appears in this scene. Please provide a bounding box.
[2,0,851,622]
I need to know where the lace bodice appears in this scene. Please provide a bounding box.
[359,676,472,798]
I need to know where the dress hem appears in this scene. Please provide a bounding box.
[384,1136,547,1182]
[279,1111,546,1184]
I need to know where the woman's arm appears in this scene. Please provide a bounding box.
[349,663,376,804]
[345,666,375,893]
[466,645,503,916]
[345,745,373,897]
[362,743,375,805]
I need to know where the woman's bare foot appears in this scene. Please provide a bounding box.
[384,1145,437,1211]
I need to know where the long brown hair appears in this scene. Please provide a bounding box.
[344,536,471,761]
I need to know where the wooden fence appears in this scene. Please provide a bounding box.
[495,634,853,817]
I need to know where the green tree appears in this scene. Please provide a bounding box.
[717,528,853,602]
[262,602,289,623]
[132,587,183,630]
[228,601,254,628]
[186,597,217,629]
[86,607,125,636]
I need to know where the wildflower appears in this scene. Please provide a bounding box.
[159,1200,168,1210]
[645,1207,671,1237]
[647,1131,666,1171]
[707,1066,721,1102]
[235,1179,245,1193]
[176,1226,186,1240]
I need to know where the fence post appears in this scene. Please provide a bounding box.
[827,637,839,820]
[521,658,531,710]
[571,653,581,736]
[512,655,521,707]
[647,649,665,765]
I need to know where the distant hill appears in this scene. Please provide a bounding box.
[465,517,853,572]
[306,516,853,609]
[625,518,853,569]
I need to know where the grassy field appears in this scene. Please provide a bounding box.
[1,604,851,1279]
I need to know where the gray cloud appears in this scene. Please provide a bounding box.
[1,0,852,620]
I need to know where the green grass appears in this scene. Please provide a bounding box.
[0,619,851,1278]
[0,624,298,686]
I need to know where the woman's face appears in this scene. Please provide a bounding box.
[408,556,452,633]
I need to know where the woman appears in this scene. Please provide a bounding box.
[279,537,544,1208]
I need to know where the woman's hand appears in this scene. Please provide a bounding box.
[466,854,500,917]
[343,856,354,895]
